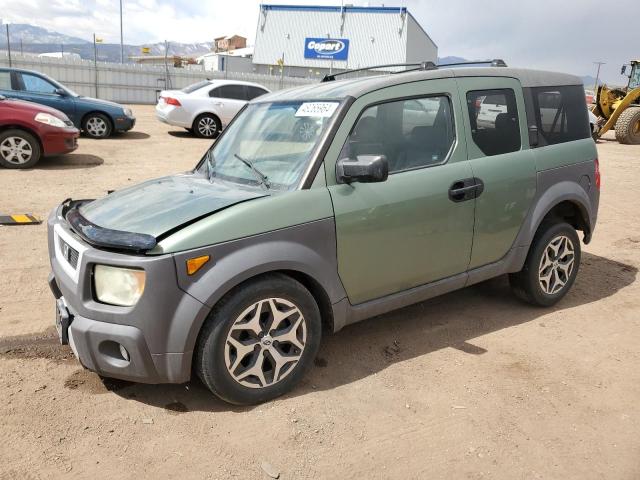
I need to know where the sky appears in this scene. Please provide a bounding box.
[0,0,636,83]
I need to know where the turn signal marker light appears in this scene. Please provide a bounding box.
[186,255,210,275]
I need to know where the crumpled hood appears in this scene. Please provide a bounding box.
[79,173,266,238]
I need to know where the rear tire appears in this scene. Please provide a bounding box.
[195,274,322,405]
[614,106,640,144]
[0,129,41,169]
[509,222,581,307]
[193,113,221,139]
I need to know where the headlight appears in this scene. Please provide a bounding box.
[123,108,133,117]
[34,112,67,128]
[94,265,146,306]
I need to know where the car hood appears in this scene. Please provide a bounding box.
[75,96,125,111]
[79,173,267,238]
[1,97,70,120]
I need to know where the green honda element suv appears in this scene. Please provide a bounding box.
[48,62,600,404]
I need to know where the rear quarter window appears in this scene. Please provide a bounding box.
[0,71,11,90]
[532,85,590,146]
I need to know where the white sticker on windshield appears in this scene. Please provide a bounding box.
[295,102,339,118]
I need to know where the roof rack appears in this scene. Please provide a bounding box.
[321,59,507,82]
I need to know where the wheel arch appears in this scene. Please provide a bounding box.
[192,111,222,127]
[81,110,114,131]
[172,220,345,362]
[521,183,593,255]
[0,124,44,156]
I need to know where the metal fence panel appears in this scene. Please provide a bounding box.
[0,53,314,104]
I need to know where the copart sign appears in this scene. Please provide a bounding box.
[304,38,350,60]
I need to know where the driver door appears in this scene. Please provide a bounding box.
[326,80,476,305]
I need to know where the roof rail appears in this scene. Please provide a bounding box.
[438,59,507,68]
[321,59,507,82]
[321,62,435,82]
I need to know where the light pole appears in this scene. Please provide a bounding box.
[119,0,124,63]
[5,23,11,67]
[593,61,605,91]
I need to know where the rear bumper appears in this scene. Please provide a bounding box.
[155,104,191,128]
[42,129,80,156]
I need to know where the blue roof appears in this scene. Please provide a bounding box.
[260,4,408,14]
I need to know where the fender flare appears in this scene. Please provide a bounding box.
[517,180,593,250]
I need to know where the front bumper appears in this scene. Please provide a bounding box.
[114,115,136,132]
[42,128,80,156]
[47,204,209,384]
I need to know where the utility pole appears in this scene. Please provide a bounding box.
[93,33,99,98]
[593,61,605,91]
[20,38,23,55]
[164,40,171,89]
[119,0,124,63]
[6,24,11,67]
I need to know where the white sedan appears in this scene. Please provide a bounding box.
[156,80,270,138]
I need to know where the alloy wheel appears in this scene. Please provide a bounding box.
[0,136,33,165]
[224,297,307,389]
[198,117,218,137]
[86,117,108,137]
[538,235,575,295]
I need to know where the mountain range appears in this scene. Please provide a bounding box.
[0,23,213,62]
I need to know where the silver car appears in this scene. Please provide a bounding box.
[155,80,270,138]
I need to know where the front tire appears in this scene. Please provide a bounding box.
[82,113,112,139]
[193,113,221,139]
[195,274,322,405]
[509,222,581,307]
[0,129,41,169]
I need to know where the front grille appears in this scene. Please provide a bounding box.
[64,120,74,127]
[60,239,79,269]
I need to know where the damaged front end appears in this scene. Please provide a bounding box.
[63,199,157,253]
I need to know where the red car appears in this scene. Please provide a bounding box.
[0,94,79,169]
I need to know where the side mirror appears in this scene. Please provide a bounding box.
[54,88,68,96]
[336,154,389,184]
[621,65,627,76]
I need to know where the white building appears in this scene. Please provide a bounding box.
[252,4,437,78]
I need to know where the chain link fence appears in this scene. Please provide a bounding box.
[0,52,314,104]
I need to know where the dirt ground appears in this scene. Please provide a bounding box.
[1,106,639,479]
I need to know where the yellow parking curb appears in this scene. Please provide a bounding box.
[0,214,42,225]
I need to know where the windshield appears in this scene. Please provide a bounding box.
[198,100,340,190]
[629,64,640,90]
[182,80,211,94]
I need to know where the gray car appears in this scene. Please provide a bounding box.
[48,63,599,404]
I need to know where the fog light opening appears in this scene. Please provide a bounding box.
[118,344,130,362]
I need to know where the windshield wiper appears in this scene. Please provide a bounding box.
[233,154,271,189]
[205,149,215,182]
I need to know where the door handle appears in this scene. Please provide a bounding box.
[449,178,484,202]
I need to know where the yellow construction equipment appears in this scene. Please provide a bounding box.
[592,60,640,144]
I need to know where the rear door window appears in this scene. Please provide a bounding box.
[532,86,590,145]
[466,89,521,156]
